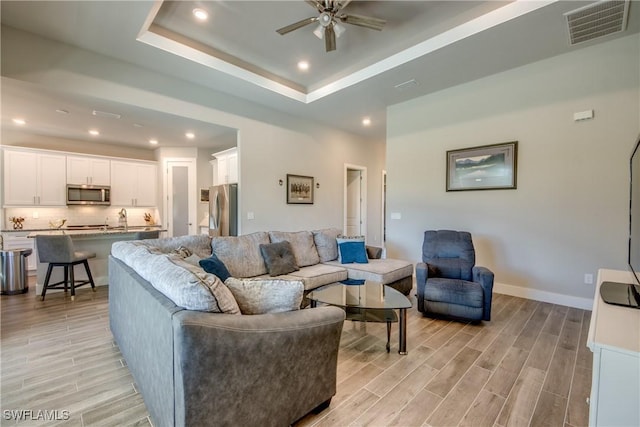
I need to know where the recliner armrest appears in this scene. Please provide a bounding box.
[472,266,494,321]
[415,262,429,312]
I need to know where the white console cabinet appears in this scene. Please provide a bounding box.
[587,269,640,426]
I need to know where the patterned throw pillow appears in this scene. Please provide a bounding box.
[259,241,299,276]
[224,277,304,314]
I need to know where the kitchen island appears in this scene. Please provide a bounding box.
[26,226,166,296]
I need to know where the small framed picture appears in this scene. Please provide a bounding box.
[446,141,518,191]
[200,188,209,203]
[286,174,314,204]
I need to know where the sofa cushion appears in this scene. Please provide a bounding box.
[423,278,484,308]
[111,241,240,314]
[338,241,368,264]
[139,234,213,258]
[312,228,341,262]
[259,241,299,276]
[211,232,270,277]
[225,277,304,314]
[324,258,413,285]
[286,264,348,291]
[269,231,320,267]
[199,253,232,282]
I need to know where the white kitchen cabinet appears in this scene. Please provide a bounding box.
[587,269,640,426]
[3,149,66,206]
[3,234,37,273]
[110,160,157,207]
[211,148,238,185]
[67,156,110,185]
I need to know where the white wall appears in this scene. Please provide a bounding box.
[387,34,640,307]
[1,26,385,243]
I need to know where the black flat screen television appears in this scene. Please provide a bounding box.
[600,134,640,309]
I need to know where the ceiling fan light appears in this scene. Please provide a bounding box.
[334,22,345,38]
[313,24,324,39]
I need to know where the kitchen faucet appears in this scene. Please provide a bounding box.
[118,208,128,231]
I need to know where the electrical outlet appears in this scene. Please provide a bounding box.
[32,211,39,219]
[584,273,593,285]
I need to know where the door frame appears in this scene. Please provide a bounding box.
[343,163,367,239]
[163,158,197,237]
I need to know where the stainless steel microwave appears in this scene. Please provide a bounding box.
[66,185,111,206]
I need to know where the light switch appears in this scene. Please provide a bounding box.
[391,212,402,220]
[247,212,255,220]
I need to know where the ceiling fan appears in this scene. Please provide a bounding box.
[276,0,386,52]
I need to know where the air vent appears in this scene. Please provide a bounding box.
[394,79,418,91]
[92,110,121,119]
[565,0,629,45]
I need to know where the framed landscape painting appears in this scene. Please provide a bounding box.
[287,174,314,204]
[446,141,518,191]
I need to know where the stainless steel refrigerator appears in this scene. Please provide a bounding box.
[209,184,238,237]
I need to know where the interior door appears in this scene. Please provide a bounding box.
[346,169,362,236]
[166,160,196,237]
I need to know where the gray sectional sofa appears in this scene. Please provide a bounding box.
[209,229,413,296]
[108,229,413,426]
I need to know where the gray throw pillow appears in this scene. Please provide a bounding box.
[312,228,341,262]
[259,241,299,276]
[225,277,304,314]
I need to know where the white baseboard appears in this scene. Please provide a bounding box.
[494,282,593,311]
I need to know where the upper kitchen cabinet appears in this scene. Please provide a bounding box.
[3,148,66,206]
[110,160,157,207]
[67,156,110,186]
[211,148,238,185]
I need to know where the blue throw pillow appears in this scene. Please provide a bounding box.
[199,253,231,282]
[338,241,368,264]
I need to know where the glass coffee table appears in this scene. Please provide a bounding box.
[308,280,412,355]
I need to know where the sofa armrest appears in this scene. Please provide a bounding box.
[415,262,429,312]
[472,266,494,321]
[172,306,345,426]
[366,245,383,259]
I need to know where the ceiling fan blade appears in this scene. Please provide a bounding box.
[276,16,317,35]
[339,14,386,31]
[325,25,336,52]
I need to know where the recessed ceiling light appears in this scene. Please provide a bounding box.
[12,118,26,126]
[55,109,69,114]
[133,123,143,128]
[362,117,371,126]
[297,61,309,71]
[185,132,195,139]
[89,129,100,136]
[149,139,158,145]
[192,8,208,21]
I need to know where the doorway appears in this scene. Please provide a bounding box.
[344,164,367,238]
[166,160,197,237]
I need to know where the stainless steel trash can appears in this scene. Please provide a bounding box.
[1,248,32,295]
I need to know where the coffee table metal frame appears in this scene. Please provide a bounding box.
[308,281,412,355]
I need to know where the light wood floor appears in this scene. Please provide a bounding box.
[1,279,592,426]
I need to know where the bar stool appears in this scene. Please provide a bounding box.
[36,235,96,301]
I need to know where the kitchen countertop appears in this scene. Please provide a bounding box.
[2,225,163,234]
[20,226,166,238]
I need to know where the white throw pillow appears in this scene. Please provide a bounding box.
[224,277,304,315]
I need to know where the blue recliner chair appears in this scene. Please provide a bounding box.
[416,230,493,322]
